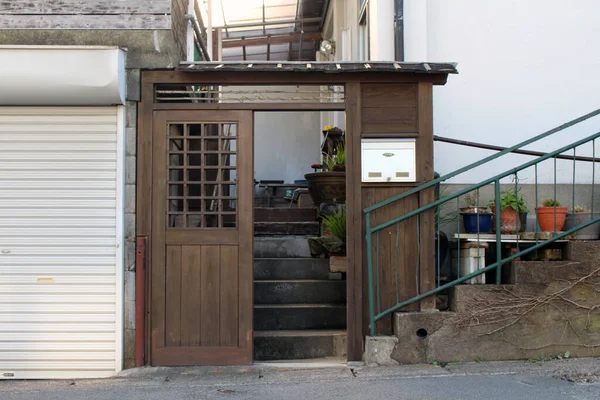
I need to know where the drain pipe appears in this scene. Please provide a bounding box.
[394,0,404,61]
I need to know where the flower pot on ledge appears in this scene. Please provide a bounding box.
[304,171,346,205]
[536,206,568,232]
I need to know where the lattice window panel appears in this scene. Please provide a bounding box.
[167,123,238,228]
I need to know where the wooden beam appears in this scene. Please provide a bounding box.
[222,32,322,49]
[267,42,271,61]
[143,70,450,86]
[345,82,364,361]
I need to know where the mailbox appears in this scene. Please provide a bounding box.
[361,138,416,182]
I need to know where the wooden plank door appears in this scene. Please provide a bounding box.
[150,110,253,366]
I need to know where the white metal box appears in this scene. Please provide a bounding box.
[451,247,486,284]
[361,139,416,183]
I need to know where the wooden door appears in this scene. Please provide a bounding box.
[150,110,253,365]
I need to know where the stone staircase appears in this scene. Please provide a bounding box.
[253,208,347,361]
[387,241,600,364]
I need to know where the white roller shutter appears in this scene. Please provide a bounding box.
[0,107,124,379]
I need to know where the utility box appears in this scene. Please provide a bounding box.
[451,246,487,284]
[361,139,416,183]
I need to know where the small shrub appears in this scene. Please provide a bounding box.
[542,199,562,207]
[322,206,346,242]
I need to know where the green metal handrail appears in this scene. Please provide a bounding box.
[364,109,600,335]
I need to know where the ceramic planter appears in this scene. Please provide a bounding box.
[461,212,493,234]
[304,172,346,205]
[491,205,521,234]
[536,206,568,232]
[564,212,600,239]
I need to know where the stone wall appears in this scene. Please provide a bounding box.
[171,0,190,60]
[388,241,600,364]
[0,0,172,29]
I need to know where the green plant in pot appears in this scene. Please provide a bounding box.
[536,199,568,232]
[489,189,528,234]
[308,206,347,273]
[305,138,346,205]
[564,206,600,239]
[460,191,488,214]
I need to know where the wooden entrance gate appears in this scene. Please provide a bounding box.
[137,64,454,366]
[149,110,253,365]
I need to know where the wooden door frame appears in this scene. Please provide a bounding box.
[137,69,447,363]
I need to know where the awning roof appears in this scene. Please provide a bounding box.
[178,61,459,74]
[212,0,327,61]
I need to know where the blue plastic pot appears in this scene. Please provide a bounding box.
[461,212,493,234]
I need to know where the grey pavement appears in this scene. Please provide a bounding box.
[2,358,600,400]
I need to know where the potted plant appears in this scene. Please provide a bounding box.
[536,199,568,232]
[305,139,346,205]
[489,189,528,234]
[461,191,493,233]
[564,206,600,239]
[322,206,347,273]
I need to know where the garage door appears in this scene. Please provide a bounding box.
[0,107,123,379]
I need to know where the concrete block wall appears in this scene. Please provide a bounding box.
[123,95,139,369]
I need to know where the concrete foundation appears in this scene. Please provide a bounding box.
[389,241,600,364]
[364,336,399,367]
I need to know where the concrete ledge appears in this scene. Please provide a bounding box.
[393,270,600,364]
[364,336,399,367]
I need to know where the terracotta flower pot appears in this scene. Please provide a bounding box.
[491,205,521,234]
[536,206,568,232]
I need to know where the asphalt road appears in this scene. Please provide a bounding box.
[1,359,600,400]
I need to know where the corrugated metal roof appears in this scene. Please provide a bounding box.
[178,61,458,74]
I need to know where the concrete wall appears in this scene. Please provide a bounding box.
[389,242,600,364]
[0,0,172,29]
[254,112,321,184]
[403,0,600,184]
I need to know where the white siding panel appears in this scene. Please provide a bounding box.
[0,332,115,342]
[0,275,115,284]
[0,106,121,379]
[4,303,116,313]
[0,209,116,217]
[0,237,116,246]
[0,343,115,351]
[0,294,116,303]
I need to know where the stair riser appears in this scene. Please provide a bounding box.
[254,259,330,280]
[254,222,319,236]
[254,306,346,330]
[254,208,317,222]
[254,237,312,258]
[254,281,346,304]
[253,334,347,360]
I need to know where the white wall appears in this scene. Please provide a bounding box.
[403,0,600,184]
[368,0,395,60]
[254,112,321,184]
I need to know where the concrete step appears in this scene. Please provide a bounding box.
[254,208,317,222]
[566,241,600,264]
[254,237,312,258]
[254,280,346,305]
[254,304,347,330]
[254,258,330,280]
[253,330,347,360]
[254,222,320,236]
[510,260,584,285]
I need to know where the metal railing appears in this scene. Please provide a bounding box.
[364,109,600,335]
